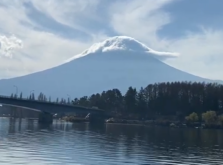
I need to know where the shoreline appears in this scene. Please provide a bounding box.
[62,117,223,130]
[104,122,223,130]
[59,115,223,130]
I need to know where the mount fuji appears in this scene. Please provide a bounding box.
[0,36,219,99]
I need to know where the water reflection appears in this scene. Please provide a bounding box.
[0,118,223,165]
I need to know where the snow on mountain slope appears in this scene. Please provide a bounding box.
[0,36,219,99]
[65,36,179,62]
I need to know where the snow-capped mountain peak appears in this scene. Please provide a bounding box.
[66,36,178,62]
[84,36,151,54]
[66,36,152,62]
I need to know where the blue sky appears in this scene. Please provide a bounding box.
[0,0,223,80]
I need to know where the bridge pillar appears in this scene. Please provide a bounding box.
[10,107,22,119]
[38,112,53,124]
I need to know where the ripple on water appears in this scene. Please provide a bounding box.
[0,118,223,165]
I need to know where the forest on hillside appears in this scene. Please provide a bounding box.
[9,81,223,121]
[71,82,223,120]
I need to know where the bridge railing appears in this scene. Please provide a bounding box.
[0,95,104,111]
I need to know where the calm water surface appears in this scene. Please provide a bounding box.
[0,117,223,165]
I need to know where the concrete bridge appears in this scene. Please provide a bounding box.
[0,95,105,123]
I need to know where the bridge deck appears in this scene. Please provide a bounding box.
[0,95,104,114]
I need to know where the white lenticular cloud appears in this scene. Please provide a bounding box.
[0,34,23,58]
[150,50,180,60]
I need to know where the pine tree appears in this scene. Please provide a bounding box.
[72,98,79,105]
[136,87,147,118]
[124,87,137,113]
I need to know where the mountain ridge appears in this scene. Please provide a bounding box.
[0,36,222,99]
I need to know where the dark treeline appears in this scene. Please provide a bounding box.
[8,81,223,120]
[72,82,223,120]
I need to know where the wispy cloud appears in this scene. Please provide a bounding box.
[110,0,174,49]
[0,0,222,80]
[108,0,223,80]
[165,28,223,79]
[0,0,103,78]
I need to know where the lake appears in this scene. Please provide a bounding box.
[0,117,223,165]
